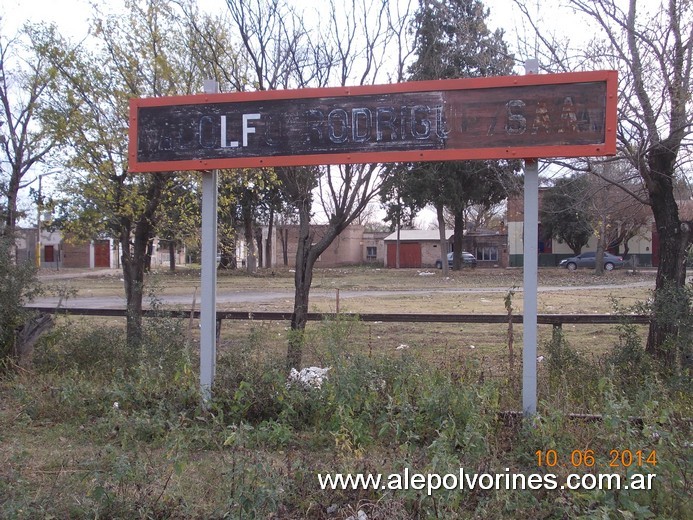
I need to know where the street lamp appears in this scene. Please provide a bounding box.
[35,170,59,268]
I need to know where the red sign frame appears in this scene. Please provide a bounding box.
[128,71,617,172]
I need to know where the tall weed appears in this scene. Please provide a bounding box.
[3,305,690,519]
[541,329,601,411]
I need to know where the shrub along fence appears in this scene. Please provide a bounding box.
[23,306,681,428]
[25,305,650,343]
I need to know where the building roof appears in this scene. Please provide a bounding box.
[466,227,506,236]
[384,229,453,242]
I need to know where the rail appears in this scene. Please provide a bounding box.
[26,306,651,327]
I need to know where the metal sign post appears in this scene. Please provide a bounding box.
[523,159,539,415]
[199,79,219,402]
[522,60,539,416]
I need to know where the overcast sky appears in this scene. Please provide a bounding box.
[1,0,582,227]
[2,0,544,47]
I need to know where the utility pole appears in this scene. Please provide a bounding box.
[35,171,59,268]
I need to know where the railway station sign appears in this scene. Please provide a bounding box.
[129,70,617,172]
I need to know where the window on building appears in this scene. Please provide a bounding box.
[366,246,377,261]
[476,246,499,261]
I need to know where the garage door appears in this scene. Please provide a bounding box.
[94,240,111,268]
[387,242,421,268]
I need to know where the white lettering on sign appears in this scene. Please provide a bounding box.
[218,113,261,148]
[148,95,601,156]
[505,100,527,135]
[304,105,450,146]
[199,115,215,148]
[220,115,239,148]
[243,113,261,147]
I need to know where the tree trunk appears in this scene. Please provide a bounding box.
[4,171,20,264]
[169,240,176,272]
[281,228,289,266]
[288,269,314,369]
[594,220,606,276]
[243,202,256,273]
[121,226,149,347]
[265,206,274,269]
[396,221,401,269]
[287,199,315,370]
[395,198,401,269]
[145,239,154,272]
[15,313,54,368]
[436,204,448,276]
[452,208,465,270]
[255,226,263,269]
[5,168,20,232]
[119,174,167,347]
[645,145,689,360]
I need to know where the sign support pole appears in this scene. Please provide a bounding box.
[522,158,539,416]
[523,59,539,417]
[200,79,219,402]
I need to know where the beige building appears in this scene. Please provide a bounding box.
[268,224,376,268]
[506,191,659,267]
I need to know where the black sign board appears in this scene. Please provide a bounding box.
[129,71,617,172]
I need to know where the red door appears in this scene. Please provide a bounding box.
[387,242,422,268]
[44,245,55,263]
[94,240,111,268]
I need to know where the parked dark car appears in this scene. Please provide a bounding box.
[558,251,624,271]
[435,251,477,269]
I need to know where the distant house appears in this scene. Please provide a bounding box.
[383,229,453,268]
[506,191,661,267]
[362,230,389,265]
[266,224,369,268]
[14,228,118,268]
[461,225,509,268]
[14,229,185,269]
[382,226,509,269]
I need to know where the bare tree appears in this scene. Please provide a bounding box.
[585,162,650,274]
[463,201,507,232]
[0,26,57,245]
[515,0,692,360]
[353,201,383,228]
[208,0,415,369]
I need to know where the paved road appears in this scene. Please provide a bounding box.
[29,281,655,309]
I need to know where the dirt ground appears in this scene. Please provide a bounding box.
[35,265,658,375]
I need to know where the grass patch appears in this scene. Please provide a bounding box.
[37,265,656,303]
[1,305,690,518]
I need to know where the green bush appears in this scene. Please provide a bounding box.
[647,282,693,379]
[0,236,42,365]
[3,304,691,518]
[541,329,601,411]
